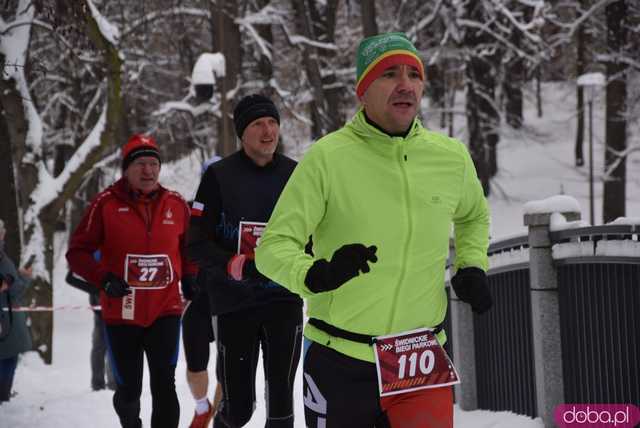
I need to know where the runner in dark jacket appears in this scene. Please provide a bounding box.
[182,156,223,428]
[67,134,197,428]
[187,94,303,428]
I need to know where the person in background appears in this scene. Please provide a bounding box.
[65,261,116,391]
[187,94,303,428]
[0,218,33,403]
[255,32,491,428]
[66,135,198,428]
[182,155,223,428]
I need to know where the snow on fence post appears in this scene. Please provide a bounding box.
[523,195,581,427]
[447,239,478,410]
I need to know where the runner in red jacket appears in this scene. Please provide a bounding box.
[67,134,197,428]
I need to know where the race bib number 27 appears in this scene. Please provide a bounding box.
[373,327,460,397]
[124,254,174,289]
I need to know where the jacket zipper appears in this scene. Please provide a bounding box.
[129,197,154,252]
[145,202,152,233]
[386,141,413,332]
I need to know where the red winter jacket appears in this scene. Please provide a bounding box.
[66,178,197,326]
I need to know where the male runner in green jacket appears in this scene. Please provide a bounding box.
[256,32,491,428]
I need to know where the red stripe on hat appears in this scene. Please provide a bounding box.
[356,53,424,97]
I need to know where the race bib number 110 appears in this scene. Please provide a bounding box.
[373,327,460,397]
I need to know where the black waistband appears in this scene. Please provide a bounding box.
[307,317,443,346]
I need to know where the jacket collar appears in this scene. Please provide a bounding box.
[346,108,423,146]
[238,148,280,171]
[111,178,165,203]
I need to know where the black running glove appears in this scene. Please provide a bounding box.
[101,273,132,298]
[305,244,378,293]
[451,267,493,314]
[180,275,199,300]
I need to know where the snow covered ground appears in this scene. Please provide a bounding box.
[1,82,638,427]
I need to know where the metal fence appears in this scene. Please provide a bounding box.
[558,261,640,405]
[452,223,640,421]
[476,268,537,417]
[551,224,640,406]
[473,236,537,417]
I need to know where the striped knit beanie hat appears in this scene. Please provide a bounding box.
[355,32,425,97]
[121,134,161,171]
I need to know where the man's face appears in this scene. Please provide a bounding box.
[241,116,279,164]
[359,64,424,134]
[124,156,161,194]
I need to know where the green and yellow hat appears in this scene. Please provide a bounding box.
[356,32,425,97]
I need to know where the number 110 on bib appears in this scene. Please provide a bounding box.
[398,350,435,379]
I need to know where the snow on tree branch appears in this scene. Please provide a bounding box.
[152,100,220,118]
[602,144,640,182]
[121,7,211,39]
[241,22,273,61]
[22,106,107,275]
[406,0,444,39]
[0,0,43,154]
[492,0,545,44]
[287,35,338,51]
[86,0,120,45]
[235,4,286,26]
[458,19,532,60]
[235,5,292,61]
[550,0,615,39]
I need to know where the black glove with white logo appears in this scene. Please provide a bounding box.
[451,267,493,314]
[305,244,378,293]
[101,273,132,298]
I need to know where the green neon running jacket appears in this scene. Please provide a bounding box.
[255,110,490,362]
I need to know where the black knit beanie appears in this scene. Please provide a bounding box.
[233,94,280,139]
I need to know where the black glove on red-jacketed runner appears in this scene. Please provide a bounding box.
[180,275,199,300]
[305,243,378,293]
[101,273,132,298]
[451,267,493,314]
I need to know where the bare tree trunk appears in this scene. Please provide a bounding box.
[536,65,542,118]
[504,20,524,129]
[504,60,523,128]
[603,0,627,223]
[466,58,491,196]
[463,3,500,189]
[448,84,455,137]
[16,1,126,364]
[211,0,241,156]
[427,63,445,126]
[0,64,24,264]
[466,55,499,189]
[256,0,274,94]
[360,0,378,37]
[291,0,341,139]
[1,73,53,362]
[575,12,585,167]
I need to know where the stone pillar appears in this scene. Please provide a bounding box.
[524,211,580,427]
[450,296,477,409]
[448,238,478,409]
